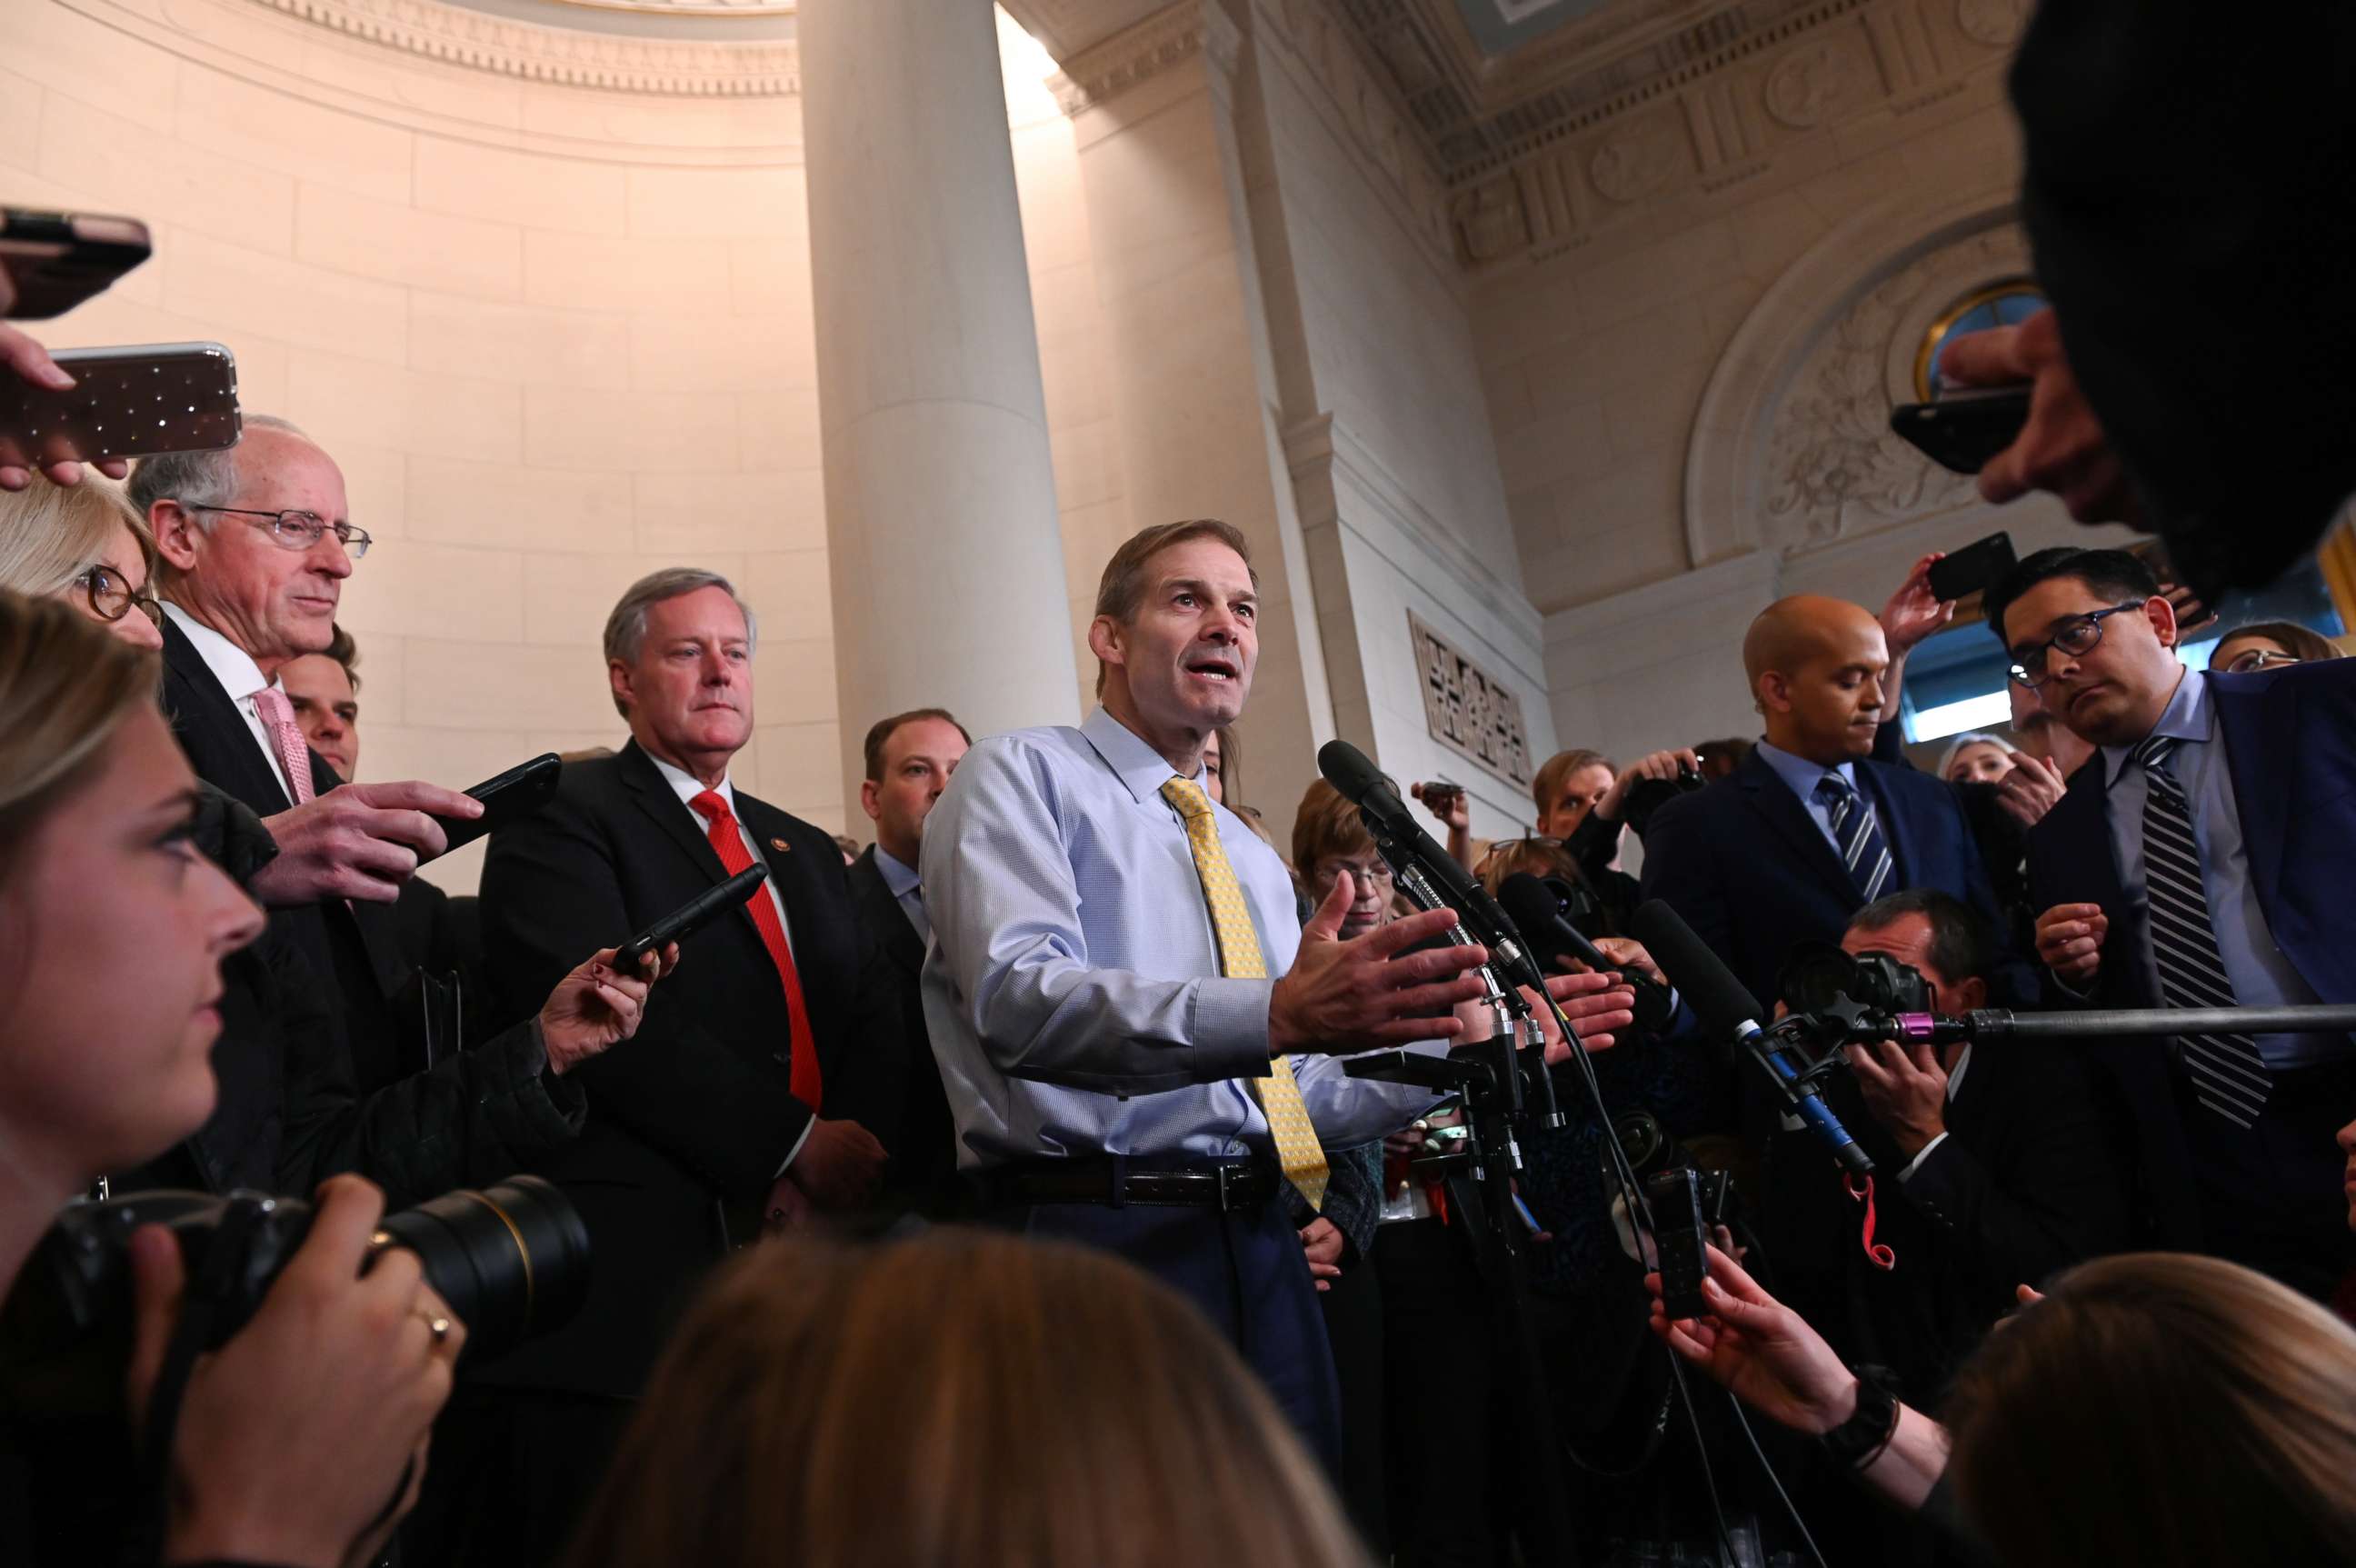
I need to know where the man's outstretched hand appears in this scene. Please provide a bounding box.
[1270,871,1490,1055]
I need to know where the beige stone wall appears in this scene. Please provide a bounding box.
[4,0,831,889]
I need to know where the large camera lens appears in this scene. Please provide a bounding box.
[0,1176,591,1425]
[374,1175,590,1359]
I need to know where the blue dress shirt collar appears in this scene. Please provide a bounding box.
[1082,705,1207,804]
[873,843,922,900]
[2101,667,2205,788]
[1753,737,1857,802]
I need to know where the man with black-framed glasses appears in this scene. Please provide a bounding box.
[1989,545,2356,1302]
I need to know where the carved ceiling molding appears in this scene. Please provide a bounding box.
[245,0,800,94]
[1048,1,1210,114]
[1443,0,2022,271]
[539,0,793,15]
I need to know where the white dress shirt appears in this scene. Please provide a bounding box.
[644,751,810,1172]
[644,754,797,954]
[163,601,301,804]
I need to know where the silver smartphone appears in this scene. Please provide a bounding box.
[0,341,241,470]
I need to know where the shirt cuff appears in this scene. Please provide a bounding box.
[1193,975,1282,1076]
[772,1114,816,1178]
[1896,1132,1950,1183]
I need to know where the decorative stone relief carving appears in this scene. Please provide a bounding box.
[1954,0,2028,46]
[1588,122,1681,203]
[1409,610,1534,789]
[1762,38,1866,129]
[1758,227,2019,551]
[1452,178,1531,263]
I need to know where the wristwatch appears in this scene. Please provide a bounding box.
[1819,1363,1900,1469]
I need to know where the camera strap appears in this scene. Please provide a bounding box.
[120,1196,268,1568]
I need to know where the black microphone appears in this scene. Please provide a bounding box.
[1630,900,1872,1176]
[1316,740,1546,993]
[1497,873,1675,1033]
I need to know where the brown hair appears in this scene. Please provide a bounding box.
[2211,619,2341,666]
[0,590,161,876]
[1091,520,1256,696]
[564,1232,1366,1568]
[1291,777,1375,873]
[861,706,972,783]
[321,623,361,694]
[1531,747,1614,820]
[1472,834,1582,898]
[1207,723,1243,809]
[1945,1252,2356,1568]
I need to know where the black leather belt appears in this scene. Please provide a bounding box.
[981,1160,1277,1213]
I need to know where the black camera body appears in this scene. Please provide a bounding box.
[1778,942,1933,1018]
[0,1176,589,1426]
[1618,766,1706,837]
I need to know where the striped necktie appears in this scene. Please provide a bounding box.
[1813,774,1892,904]
[1161,776,1329,1211]
[2132,735,2270,1127]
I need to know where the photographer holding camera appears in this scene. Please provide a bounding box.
[1783,893,2132,1403]
[0,590,458,1568]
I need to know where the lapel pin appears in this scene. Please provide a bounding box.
[770,836,791,853]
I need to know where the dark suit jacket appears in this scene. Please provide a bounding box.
[2025,660,2356,1253]
[1639,747,2028,1013]
[158,615,414,1090]
[845,846,957,1207]
[127,700,582,1208]
[477,740,901,1396]
[1851,1038,2133,1400]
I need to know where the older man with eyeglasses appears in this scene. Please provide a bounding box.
[1992,545,2356,1303]
[130,419,487,1093]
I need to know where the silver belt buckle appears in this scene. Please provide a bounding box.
[1215,1164,1236,1212]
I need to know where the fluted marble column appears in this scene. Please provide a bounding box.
[800,0,1080,798]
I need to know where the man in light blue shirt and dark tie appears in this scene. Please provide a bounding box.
[923,519,1635,1462]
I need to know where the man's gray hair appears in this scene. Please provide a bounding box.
[603,567,760,717]
[128,414,312,526]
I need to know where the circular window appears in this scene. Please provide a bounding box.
[1913,279,2048,400]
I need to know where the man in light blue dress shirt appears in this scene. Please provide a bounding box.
[923,521,1633,1459]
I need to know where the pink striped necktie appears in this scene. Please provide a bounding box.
[251,686,316,805]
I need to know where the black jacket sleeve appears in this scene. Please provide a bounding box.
[1896,1055,2132,1301]
[479,782,812,1202]
[275,969,585,1212]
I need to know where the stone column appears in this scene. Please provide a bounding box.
[800,0,1080,803]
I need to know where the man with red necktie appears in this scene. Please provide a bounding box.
[460,567,903,1566]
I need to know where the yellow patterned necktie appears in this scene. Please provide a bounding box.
[1161,776,1330,1211]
